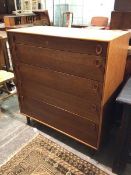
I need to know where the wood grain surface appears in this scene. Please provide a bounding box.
[15,44,105,81]
[7,27,129,149]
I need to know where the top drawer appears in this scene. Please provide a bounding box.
[15,44,105,82]
[11,33,108,57]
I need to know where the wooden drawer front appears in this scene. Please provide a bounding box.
[15,44,105,81]
[12,33,108,57]
[20,80,100,124]
[21,96,99,148]
[18,63,102,122]
[18,63,103,102]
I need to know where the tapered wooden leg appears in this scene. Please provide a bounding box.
[26,116,31,125]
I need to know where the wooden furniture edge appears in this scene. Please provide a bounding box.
[97,33,130,148]
[22,113,98,150]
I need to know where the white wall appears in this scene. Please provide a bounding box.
[40,0,46,9]
[41,0,53,22]
[41,0,115,25]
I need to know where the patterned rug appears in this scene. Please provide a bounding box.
[0,134,110,175]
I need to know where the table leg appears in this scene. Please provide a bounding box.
[26,116,31,125]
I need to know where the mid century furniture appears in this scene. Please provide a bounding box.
[4,10,50,29]
[112,77,131,174]
[91,17,108,27]
[7,26,129,150]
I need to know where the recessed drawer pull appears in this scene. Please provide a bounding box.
[91,104,100,116]
[92,104,97,112]
[94,59,105,74]
[96,44,103,55]
[90,123,96,131]
[92,83,99,92]
[95,59,102,68]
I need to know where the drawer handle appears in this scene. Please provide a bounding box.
[96,45,103,55]
[92,83,99,91]
[95,59,102,68]
[90,123,96,131]
[92,104,99,115]
[92,104,97,112]
[95,59,105,73]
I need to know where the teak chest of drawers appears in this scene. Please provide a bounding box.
[7,26,129,150]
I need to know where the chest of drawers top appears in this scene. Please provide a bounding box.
[8,26,129,42]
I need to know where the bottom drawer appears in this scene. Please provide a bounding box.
[21,96,99,149]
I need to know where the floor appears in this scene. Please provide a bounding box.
[0,95,131,175]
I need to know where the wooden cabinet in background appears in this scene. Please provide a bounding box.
[7,26,129,150]
[110,11,131,30]
[114,0,131,11]
[0,0,15,22]
[4,10,50,29]
[0,0,7,14]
